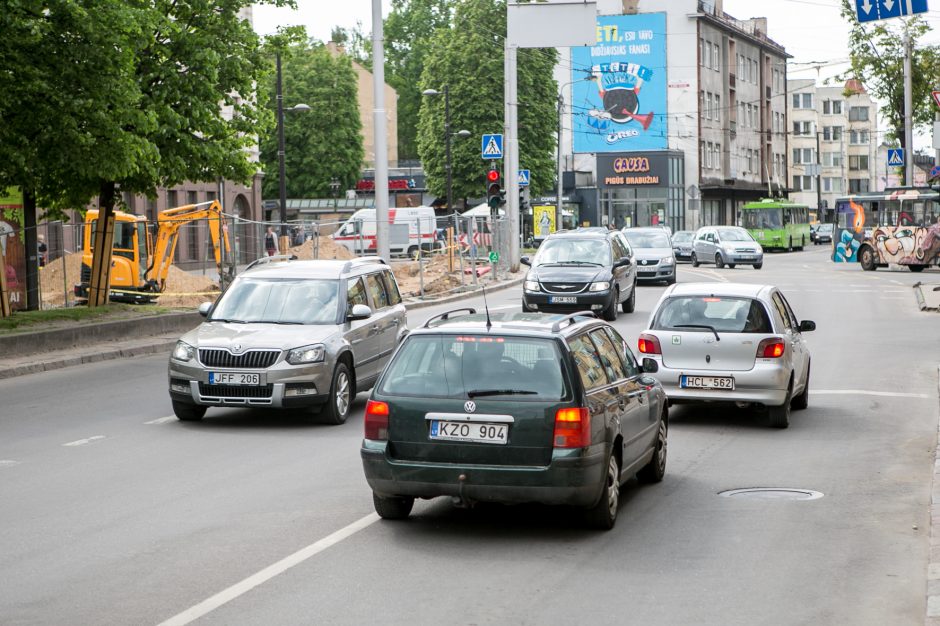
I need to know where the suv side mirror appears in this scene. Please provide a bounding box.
[520,256,531,266]
[641,358,659,373]
[198,302,213,317]
[799,320,816,332]
[348,304,373,321]
[614,257,632,268]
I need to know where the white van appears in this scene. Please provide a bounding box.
[332,207,438,257]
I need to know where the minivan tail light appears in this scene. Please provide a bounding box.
[638,333,662,355]
[757,338,786,358]
[554,407,590,448]
[364,400,389,440]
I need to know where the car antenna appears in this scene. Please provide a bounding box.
[482,284,492,330]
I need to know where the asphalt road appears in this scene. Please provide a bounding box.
[1,248,937,625]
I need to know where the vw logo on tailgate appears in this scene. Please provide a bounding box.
[464,401,477,413]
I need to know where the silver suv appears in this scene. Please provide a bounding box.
[168,257,408,424]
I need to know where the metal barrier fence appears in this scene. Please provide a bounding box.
[0,210,513,310]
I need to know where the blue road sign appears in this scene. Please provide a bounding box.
[518,169,530,186]
[887,148,905,168]
[857,0,928,22]
[481,134,503,160]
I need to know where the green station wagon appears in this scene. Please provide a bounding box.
[360,310,668,529]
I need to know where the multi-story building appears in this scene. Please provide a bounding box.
[787,78,878,218]
[556,0,789,231]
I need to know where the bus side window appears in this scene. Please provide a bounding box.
[782,209,790,226]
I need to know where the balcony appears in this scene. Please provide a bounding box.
[729,74,736,89]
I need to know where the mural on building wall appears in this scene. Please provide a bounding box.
[571,12,667,153]
[0,188,26,310]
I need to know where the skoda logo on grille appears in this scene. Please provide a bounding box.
[231,344,243,353]
[464,401,477,413]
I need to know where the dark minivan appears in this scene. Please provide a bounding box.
[360,310,668,529]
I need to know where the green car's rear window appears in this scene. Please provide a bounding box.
[379,335,569,400]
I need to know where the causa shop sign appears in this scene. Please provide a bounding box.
[571,13,667,153]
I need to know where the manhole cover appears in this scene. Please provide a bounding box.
[718,488,824,501]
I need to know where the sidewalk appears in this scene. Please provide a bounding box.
[0,276,524,380]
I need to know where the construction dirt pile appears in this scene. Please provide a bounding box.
[158,267,219,308]
[393,255,464,298]
[39,252,83,307]
[289,237,355,261]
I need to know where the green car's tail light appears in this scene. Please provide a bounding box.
[364,400,389,440]
[553,407,590,448]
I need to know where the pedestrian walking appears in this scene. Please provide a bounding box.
[264,227,279,257]
[37,234,47,267]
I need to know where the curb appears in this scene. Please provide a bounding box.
[928,366,940,624]
[403,277,524,311]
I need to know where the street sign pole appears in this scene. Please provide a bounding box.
[904,26,914,187]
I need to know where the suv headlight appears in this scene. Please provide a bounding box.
[661,256,674,265]
[589,281,611,292]
[524,280,540,292]
[287,344,325,365]
[172,341,196,362]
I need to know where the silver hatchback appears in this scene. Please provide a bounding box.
[168,257,408,424]
[637,283,814,428]
[691,226,763,269]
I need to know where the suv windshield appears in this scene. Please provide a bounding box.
[717,228,753,242]
[210,277,340,324]
[672,232,693,243]
[623,230,671,248]
[533,238,610,266]
[379,335,570,400]
[652,296,772,333]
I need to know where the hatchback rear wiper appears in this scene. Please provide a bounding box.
[673,324,721,341]
[466,389,538,398]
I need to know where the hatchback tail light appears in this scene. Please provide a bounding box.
[637,333,662,355]
[553,407,590,448]
[757,338,786,358]
[364,400,389,440]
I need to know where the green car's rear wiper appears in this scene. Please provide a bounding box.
[674,324,720,341]
[466,389,538,398]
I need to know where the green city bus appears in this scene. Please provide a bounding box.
[740,199,812,251]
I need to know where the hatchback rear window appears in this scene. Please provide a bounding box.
[652,296,772,334]
[379,335,570,400]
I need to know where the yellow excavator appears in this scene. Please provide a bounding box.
[76,200,232,303]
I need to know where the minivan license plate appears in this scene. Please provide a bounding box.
[681,375,734,390]
[209,372,261,385]
[549,296,577,304]
[430,421,508,444]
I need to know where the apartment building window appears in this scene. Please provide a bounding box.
[850,130,870,145]
[793,175,814,191]
[167,189,178,208]
[822,126,843,141]
[822,100,843,115]
[739,102,747,127]
[792,93,813,109]
[849,155,869,171]
[849,178,870,193]
[750,59,758,83]
[748,149,757,173]
[186,190,199,260]
[792,148,815,165]
[714,143,721,170]
[713,43,720,71]
[701,142,710,169]
[823,177,844,193]
[849,106,869,121]
[715,94,721,119]
[705,93,713,119]
[822,152,843,167]
[793,121,814,136]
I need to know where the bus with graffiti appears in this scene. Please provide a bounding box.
[739,198,812,251]
[832,188,940,272]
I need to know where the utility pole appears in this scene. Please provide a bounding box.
[815,131,823,219]
[372,0,390,261]
[556,92,564,233]
[505,42,520,272]
[276,52,289,254]
[903,25,914,187]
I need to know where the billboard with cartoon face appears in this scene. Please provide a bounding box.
[571,13,667,154]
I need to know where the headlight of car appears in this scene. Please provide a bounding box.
[589,281,611,292]
[172,341,196,362]
[287,344,325,365]
[661,256,675,265]
[722,243,736,252]
[524,280,540,292]
[755,245,763,254]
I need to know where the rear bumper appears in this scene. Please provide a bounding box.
[361,442,607,507]
[652,363,789,406]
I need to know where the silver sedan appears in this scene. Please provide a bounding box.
[636,282,814,428]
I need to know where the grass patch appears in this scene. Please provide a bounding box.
[0,304,174,334]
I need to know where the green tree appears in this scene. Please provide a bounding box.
[840,1,940,155]
[416,0,557,205]
[259,41,364,199]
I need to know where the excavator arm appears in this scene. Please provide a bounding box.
[149,200,232,292]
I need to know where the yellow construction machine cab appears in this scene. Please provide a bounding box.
[76,209,154,303]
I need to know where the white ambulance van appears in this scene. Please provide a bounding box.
[331,206,438,257]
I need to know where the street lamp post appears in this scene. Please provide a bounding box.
[422,87,471,211]
[275,51,309,253]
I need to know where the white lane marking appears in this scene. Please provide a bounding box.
[157,513,380,626]
[680,267,729,283]
[62,435,106,447]
[0,460,21,468]
[488,304,520,311]
[813,389,931,399]
[144,416,176,425]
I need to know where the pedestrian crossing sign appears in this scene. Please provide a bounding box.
[887,148,904,168]
[518,169,530,186]
[481,134,503,160]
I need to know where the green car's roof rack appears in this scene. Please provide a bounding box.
[422,308,478,328]
[550,311,597,333]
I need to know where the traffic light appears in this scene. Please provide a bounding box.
[486,166,502,211]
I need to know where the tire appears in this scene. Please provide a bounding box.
[407,245,419,260]
[637,417,667,484]
[787,235,793,252]
[373,492,414,520]
[691,252,700,268]
[859,246,878,271]
[320,362,353,425]
[173,400,206,422]
[715,253,725,269]
[602,288,619,321]
[791,361,810,411]
[666,273,676,285]
[585,453,620,530]
[621,283,636,313]
[909,264,926,273]
[753,262,763,270]
[727,263,736,269]
[768,382,792,429]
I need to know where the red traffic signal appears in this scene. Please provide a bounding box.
[486,169,500,183]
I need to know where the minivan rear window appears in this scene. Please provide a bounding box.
[652,296,772,334]
[379,335,569,400]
